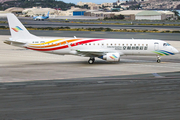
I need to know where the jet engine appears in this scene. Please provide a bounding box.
[100,53,120,62]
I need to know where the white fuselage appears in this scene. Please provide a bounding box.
[20,37,178,57]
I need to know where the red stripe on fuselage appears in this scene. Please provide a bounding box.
[26,39,104,51]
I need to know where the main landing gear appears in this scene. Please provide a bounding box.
[157,56,161,63]
[88,57,95,64]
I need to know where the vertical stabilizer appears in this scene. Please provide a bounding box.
[46,11,50,17]
[7,13,40,40]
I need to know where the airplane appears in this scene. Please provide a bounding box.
[33,11,49,21]
[4,13,179,64]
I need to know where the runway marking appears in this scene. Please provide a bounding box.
[129,63,180,69]
[152,73,164,78]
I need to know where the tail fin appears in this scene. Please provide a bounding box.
[7,13,40,40]
[46,11,50,17]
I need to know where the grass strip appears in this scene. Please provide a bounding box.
[0,26,180,33]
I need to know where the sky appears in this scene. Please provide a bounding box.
[61,0,125,4]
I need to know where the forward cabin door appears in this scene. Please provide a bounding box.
[154,42,159,51]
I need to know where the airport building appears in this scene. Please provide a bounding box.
[21,6,88,17]
[58,6,88,16]
[0,6,176,20]
[84,10,176,20]
[135,11,163,20]
[0,7,24,17]
[22,7,56,17]
[4,7,24,14]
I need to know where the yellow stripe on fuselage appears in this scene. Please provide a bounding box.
[28,38,83,49]
[30,38,65,45]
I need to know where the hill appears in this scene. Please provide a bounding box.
[0,0,75,10]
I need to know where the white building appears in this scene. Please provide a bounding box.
[85,10,175,20]
[77,1,97,6]
[22,7,56,17]
[0,11,8,17]
[135,11,163,20]
[157,11,176,20]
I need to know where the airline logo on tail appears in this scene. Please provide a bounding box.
[12,26,23,32]
[110,54,118,59]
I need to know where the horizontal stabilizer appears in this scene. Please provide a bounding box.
[4,39,26,45]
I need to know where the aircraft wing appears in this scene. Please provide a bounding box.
[75,49,124,57]
[76,49,106,56]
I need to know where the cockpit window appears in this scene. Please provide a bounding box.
[167,43,171,46]
[163,43,171,46]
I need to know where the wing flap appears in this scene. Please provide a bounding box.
[76,49,125,57]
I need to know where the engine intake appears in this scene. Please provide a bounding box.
[100,53,120,62]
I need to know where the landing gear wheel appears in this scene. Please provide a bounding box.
[88,57,95,64]
[157,59,161,63]
[156,56,161,63]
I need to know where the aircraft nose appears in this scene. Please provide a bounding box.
[172,47,179,54]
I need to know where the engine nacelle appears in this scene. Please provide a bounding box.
[100,53,120,62]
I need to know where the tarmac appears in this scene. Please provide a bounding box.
[0,34,180,119]
[1,35,180,82]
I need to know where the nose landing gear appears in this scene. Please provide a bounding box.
[157,56,161,63]
[88,57,95,64]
